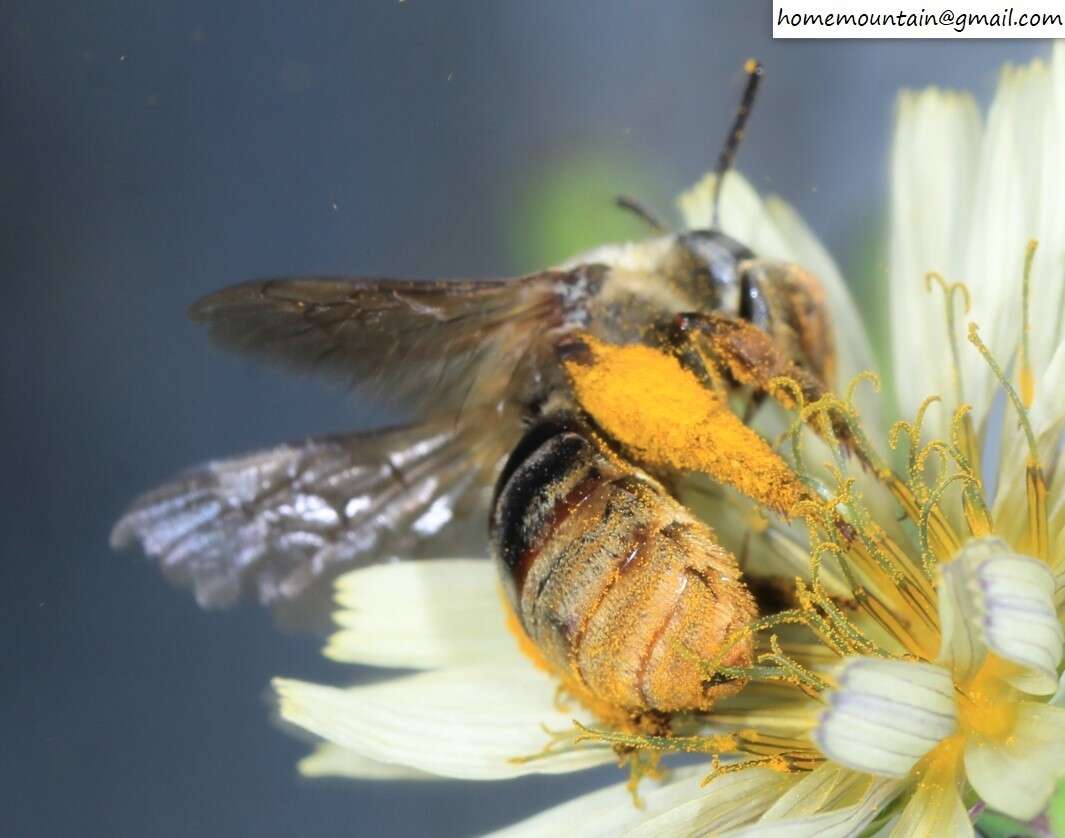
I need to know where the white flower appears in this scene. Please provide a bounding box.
[813,537,1065,823]
[275,560,618,780]
[274,45,1065,836]
[747,43,1065,834]
[273,171,867,831]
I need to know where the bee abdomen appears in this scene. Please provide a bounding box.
[491,418,603,604]
[491,416,756,714]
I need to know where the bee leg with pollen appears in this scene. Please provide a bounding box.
[665,311,853,453]
[561,332,809,519]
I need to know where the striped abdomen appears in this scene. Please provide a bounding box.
[491,416,756,714]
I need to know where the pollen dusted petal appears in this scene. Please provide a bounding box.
[814,659,956,778]
[625,768,801,838]
[888,742,971,837]
[964,701,1065,821]
[720,776,900,838]
[938,538,1063,695]
[324,559,520,669]
[758,762,873,822]
[273,664,616,780]
[490,767,794,838]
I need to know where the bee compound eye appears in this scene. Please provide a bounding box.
[679,231,754,314]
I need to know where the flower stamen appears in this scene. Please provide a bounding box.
[918,472,980,574]
[1019,239,1038,408]
[967,322,1049,561]
[948,404,994,536]
[924,272,971,411]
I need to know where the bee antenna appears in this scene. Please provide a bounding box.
[711,58,763,230]
[615,195,666,232]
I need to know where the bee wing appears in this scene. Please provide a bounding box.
[111,419,513,612]
[188,273,587,415]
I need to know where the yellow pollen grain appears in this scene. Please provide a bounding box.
[957,656,1020,741]
[565,335,805,517]
[912,736,964,794]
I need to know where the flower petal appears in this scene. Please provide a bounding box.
[890,776,971,837]
[1053,671,1065,708]
[491,767,793,838]
[1018,44,1065,375]
[936,544,986,684]
[624,768,799,837]
[889,740,972,837]
[274,663,615,780]
[815,658,956,777]
[760,762,872,821]
[938,538,1062,695]
[960,47,1065,422]
[677,171,791,256]
[977,561,1064,694]
[721,777,900,837]
[889,86,982,436]
[488,768,698,837]
[324,559,520,669]
[965,700,1065,821]
[297,743,434,781]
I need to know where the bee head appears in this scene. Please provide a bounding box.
[666,56,763,316]
[675,229,754,315]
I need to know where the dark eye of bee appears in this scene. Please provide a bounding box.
[677,230,755,315]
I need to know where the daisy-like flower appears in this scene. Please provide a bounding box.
[275,45,1065,835]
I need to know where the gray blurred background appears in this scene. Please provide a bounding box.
[2,2,1047,835]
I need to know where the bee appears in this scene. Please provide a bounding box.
[112,61,837,723]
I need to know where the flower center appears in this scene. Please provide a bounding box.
[955,656,1019,741]
[913,735,964,792]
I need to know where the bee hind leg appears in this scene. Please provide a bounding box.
[664,311,853,452]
